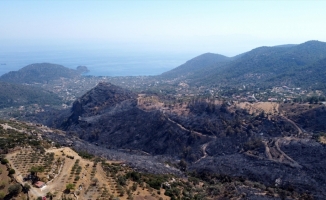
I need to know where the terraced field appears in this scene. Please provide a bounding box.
[5,147,171,200]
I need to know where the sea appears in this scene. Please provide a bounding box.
[0,49,192,76]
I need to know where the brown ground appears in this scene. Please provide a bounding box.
[6,147,170,200]
[0,163,27,200]
[320,136,326,144]
[279,102,322,116]
[237,102,279,115]
[137,95,164,111]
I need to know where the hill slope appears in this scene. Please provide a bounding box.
[0,81,62,108]
[160,53,231,79]
[161,40,326,91]
[34,82,326,199]
[0,63,82,84]
[50,82,207,159]
[201,40,326,87]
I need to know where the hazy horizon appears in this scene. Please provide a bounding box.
[2,1,326,56]
[1,1,326,76]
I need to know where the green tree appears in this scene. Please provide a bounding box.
[74,176,80,181]
[0,158,8,165]
[65,183,75,193]
[23,183,31,193]
[117,176,126,186]
[8,184,22,195]
[30,166,44,177]
[8,168,15,175]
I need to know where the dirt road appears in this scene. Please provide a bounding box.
[166,116,216,139]
[262,138,302,168]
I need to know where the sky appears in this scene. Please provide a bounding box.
[1,0,326,56]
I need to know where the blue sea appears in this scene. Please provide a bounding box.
[0,49,191,76]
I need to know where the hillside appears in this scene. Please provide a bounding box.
[266,56,326,91]
[1,40,326,199]
[49,82,207,159]
[2,119,308,200]
[160,53,231,79]
[0,63,84,84]
[201,40,326,88]
[34,81,326,199]
[161,40,326,92]
[0,81,62,109]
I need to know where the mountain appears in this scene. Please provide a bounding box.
[162,40,326,91]
[0,81,62,108]
[49,82,207,159]
[273,44,297,48]
[265,56,326,90]
[200,40,326,87]
[0,63,84,84]
[43,82,326,198]
[160,53,231,79]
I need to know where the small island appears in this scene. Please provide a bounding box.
[76,65,90,74]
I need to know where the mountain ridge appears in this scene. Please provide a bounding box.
[160,40,326,91]
[160,52,231,79]
[0,63,84,84]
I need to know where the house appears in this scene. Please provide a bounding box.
[268,98,278,102]
[34,181,45,188]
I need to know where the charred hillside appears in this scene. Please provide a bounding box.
[52,82,208,159]
[44,82,326,199]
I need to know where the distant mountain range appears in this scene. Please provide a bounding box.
[160,40,326,91]
[1,40,326,92]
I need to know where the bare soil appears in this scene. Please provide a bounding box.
[6,147,171,200]
[237,102,279,115]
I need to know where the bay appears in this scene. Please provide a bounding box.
[0,49,190,76]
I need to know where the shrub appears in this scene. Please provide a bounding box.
[126,171,141,182]
[8,169,15,175]
[8,184,22,195]
[91,178,98,186]
[77,151,94,159]
[0,158,8,165]
[119,189,125,197]
[65,183,75,193]
[46,192,53,198]
[0,181,5,189]
[131,183,137,191]
[117,175,126,186]
[23,183,31,192]
[0,191,5,200]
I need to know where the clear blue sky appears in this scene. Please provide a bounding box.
[1,0,326,56]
